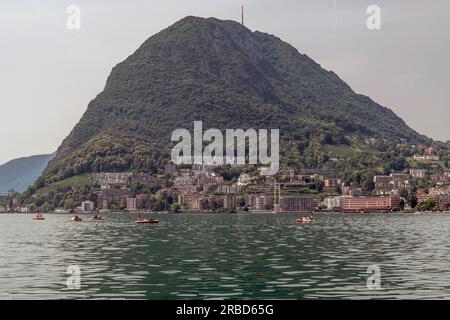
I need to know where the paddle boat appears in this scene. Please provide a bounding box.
[32,213,45,221]
[296,216,314,224]
[135,212,159,224]
[71,215,82,222]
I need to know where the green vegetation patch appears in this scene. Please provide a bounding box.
[37,174,92,195]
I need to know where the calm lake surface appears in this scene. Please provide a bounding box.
[1,212,450,299]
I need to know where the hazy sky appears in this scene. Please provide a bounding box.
[0,0,449,165]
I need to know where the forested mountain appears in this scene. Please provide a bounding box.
[0,153,55,192]
[38,16,431,187]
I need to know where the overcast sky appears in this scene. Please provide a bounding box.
[0,0,449,165]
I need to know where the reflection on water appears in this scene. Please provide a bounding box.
[1,212,450,299]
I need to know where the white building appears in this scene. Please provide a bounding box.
[409,169,428,179]
[20,206,29,213]
[323,196,347,211]
[81,201,95,212]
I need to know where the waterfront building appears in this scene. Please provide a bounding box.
[246,194,273,210]
[279,195,314,213]
[255,195,273,211]
[439,194,450,209]
[223,195,238,210]
[246,194,257,209]
[323,196,347,211]
[127,197,137,211]
[136,194,146,209]
[190,196,224,211]
[19,206,29,213]
[191,197,208,211]
[341,196,401,213]
[96,189,130,210]
[0,205,6,212]
[81,201,95,212]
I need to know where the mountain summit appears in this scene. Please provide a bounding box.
[41,16,429,183]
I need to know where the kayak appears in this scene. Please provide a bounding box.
[135,218,159,224]
[296,218,313,223]
[32,216,45,221]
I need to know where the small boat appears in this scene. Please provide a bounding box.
[413,212,422,215]
[296,216,314,224]
[135,212,159,224]
[135,218,159,224]
[71,215,82,222]
[32,213,45,221]
[92,215,105,221]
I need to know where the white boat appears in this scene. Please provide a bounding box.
[413,212,422,215]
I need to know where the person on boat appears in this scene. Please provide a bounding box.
[93,214,98,219]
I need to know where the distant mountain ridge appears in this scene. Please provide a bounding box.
[38,16,430,185]
[0,153,55,192]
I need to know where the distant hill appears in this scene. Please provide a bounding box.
[0,153,55,192]
[40,16,430,185]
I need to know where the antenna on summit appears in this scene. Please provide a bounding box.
[241,5,244,26]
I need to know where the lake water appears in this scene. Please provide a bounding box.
[1,212,450,299]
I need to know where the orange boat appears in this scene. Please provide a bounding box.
[71,215,82,222]
[32,213,45,221]
[296,217,313,224]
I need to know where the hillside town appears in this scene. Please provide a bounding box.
[1,147,449,214]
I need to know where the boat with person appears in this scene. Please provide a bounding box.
[32,213,45,221]
[92,215,105,221]
[135,212,159,224]
[71,215,82,222]
[296,216,314,224]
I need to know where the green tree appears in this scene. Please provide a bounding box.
[64,198,76,211]
[399,188,409,200]
[41,202,52,212]
[409,194,418,209]
[171,203,181,213]
[417,199,437,211]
